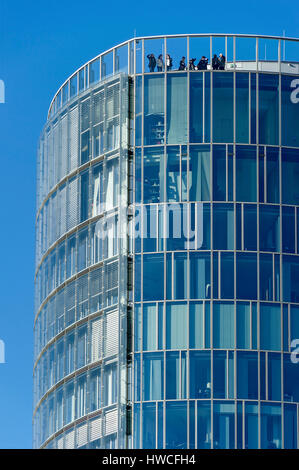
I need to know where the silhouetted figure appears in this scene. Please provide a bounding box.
[166,54,173,70]
[197,56,208,70]
[179,56,186,70]
[189,58,196,70]
[218,53,226,70]
[157,54,164,71]
[147,54,156,72]
[212,54,219,70]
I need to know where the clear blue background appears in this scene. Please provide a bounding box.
[0,0,297,449]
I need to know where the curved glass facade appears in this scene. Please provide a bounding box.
[34,34,299,449]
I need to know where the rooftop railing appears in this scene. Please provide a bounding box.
[47,34,299,119]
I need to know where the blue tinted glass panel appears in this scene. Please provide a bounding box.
[213,73,233,142]
[282,206,295,253]
[142,403,156,448]
[236,73,249,143]
[167,74,187,144]
[260,303,281,350]
[189,351,211,399]
[143,147,165,203]
[268,353,281,401]
[245,402,258,449]
[166,351,180,399]
[166,302,188,349]
[204,72,211,142]
[189,145,211,201]
[283,255,299,302]
[281,75,299,147]
[213,402,235,449]
[283,353,299,402]
[144,75,164,145]
[197,402,211,449]
[190,73,203,142]
[213,145,226,201]
[250,74,256,144]
[259,205,280,252]
[284,404,297,449]
[236,253,257,300]
[143,353,164,401]
[236,146,257,202]
[260,404,281,449]
[244,204,257,250]
[281,148,299,205]
[237,352,258,399]
[213,351,226,398]
[213,301,235,348]
[221,252,234,299]
[258,74,279,145]
[236,302,250,349]
[166,146,180,202]
[165,402,187,449]
[143,303,156,351]
[135,76,142,146]
[213,204,234,250]
[189,302,204,349]
[266,147,279,203]
[260,253,273,301]
[143,254,164,301]
[189,252,211,299]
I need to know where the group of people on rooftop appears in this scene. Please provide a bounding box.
[147,53,226,72]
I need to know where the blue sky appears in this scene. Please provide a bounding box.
[0,0,297,449]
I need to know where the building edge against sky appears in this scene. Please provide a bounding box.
[34,34,299,449]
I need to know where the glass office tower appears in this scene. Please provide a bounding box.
[34,34,299,449]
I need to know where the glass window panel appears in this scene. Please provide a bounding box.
[143,147,164,203]
[260,404,281,449]
[221,252,234,299]
[283,353,299,402]
[190,74,203,143]
[213,73,233,143]
[144,38,164,72]
[237,302,250,349]
[90,368,101,412]
[143,204,157,253]
[135,38,142,74]
[197,401,211,449]
[213,301,235,348]
[236,73,249,143]
[89,59,100,85]
[101,52,113,78]
[212,36,226,68]
[268,353,281,401]
[189,351,211,399]
[212,145,226,200]
[70,74,78,98]
[281,148,299,205]
[259,74,279,145]
[189,145,211,201]
[189,302,204,349]
[115,44,128,73]
[245,402,258,449]
[250,74,257,144]
[213,402,235,449]
[290,305,299,344]
[165,402,187,449]
[236,37,257,62]
[284,404,297,449]
[166,36,187,71]
[244,204,257,250]
[259,204,280,252]
[142,402,156,449]
[143,352,164,401]
[213,204,234,250]
[189,252,211,299]
[166,351,180,399]
[283,255,299,302]
[259,253,274,301]
[282,206,295,253]
[143,253,164,301]
[166,302,188,349]
[236,146,257,202]
[260,303,281,351]
[237,351,258,399]
[167,73,187,144]
[166,146,180,201]
[143,303,156,351]
[213,351,227,398]
[281,75,299,147]
[189,36,211,68]
[144,75,165,145]
[236,253,257,300]
[266,147,279,203]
